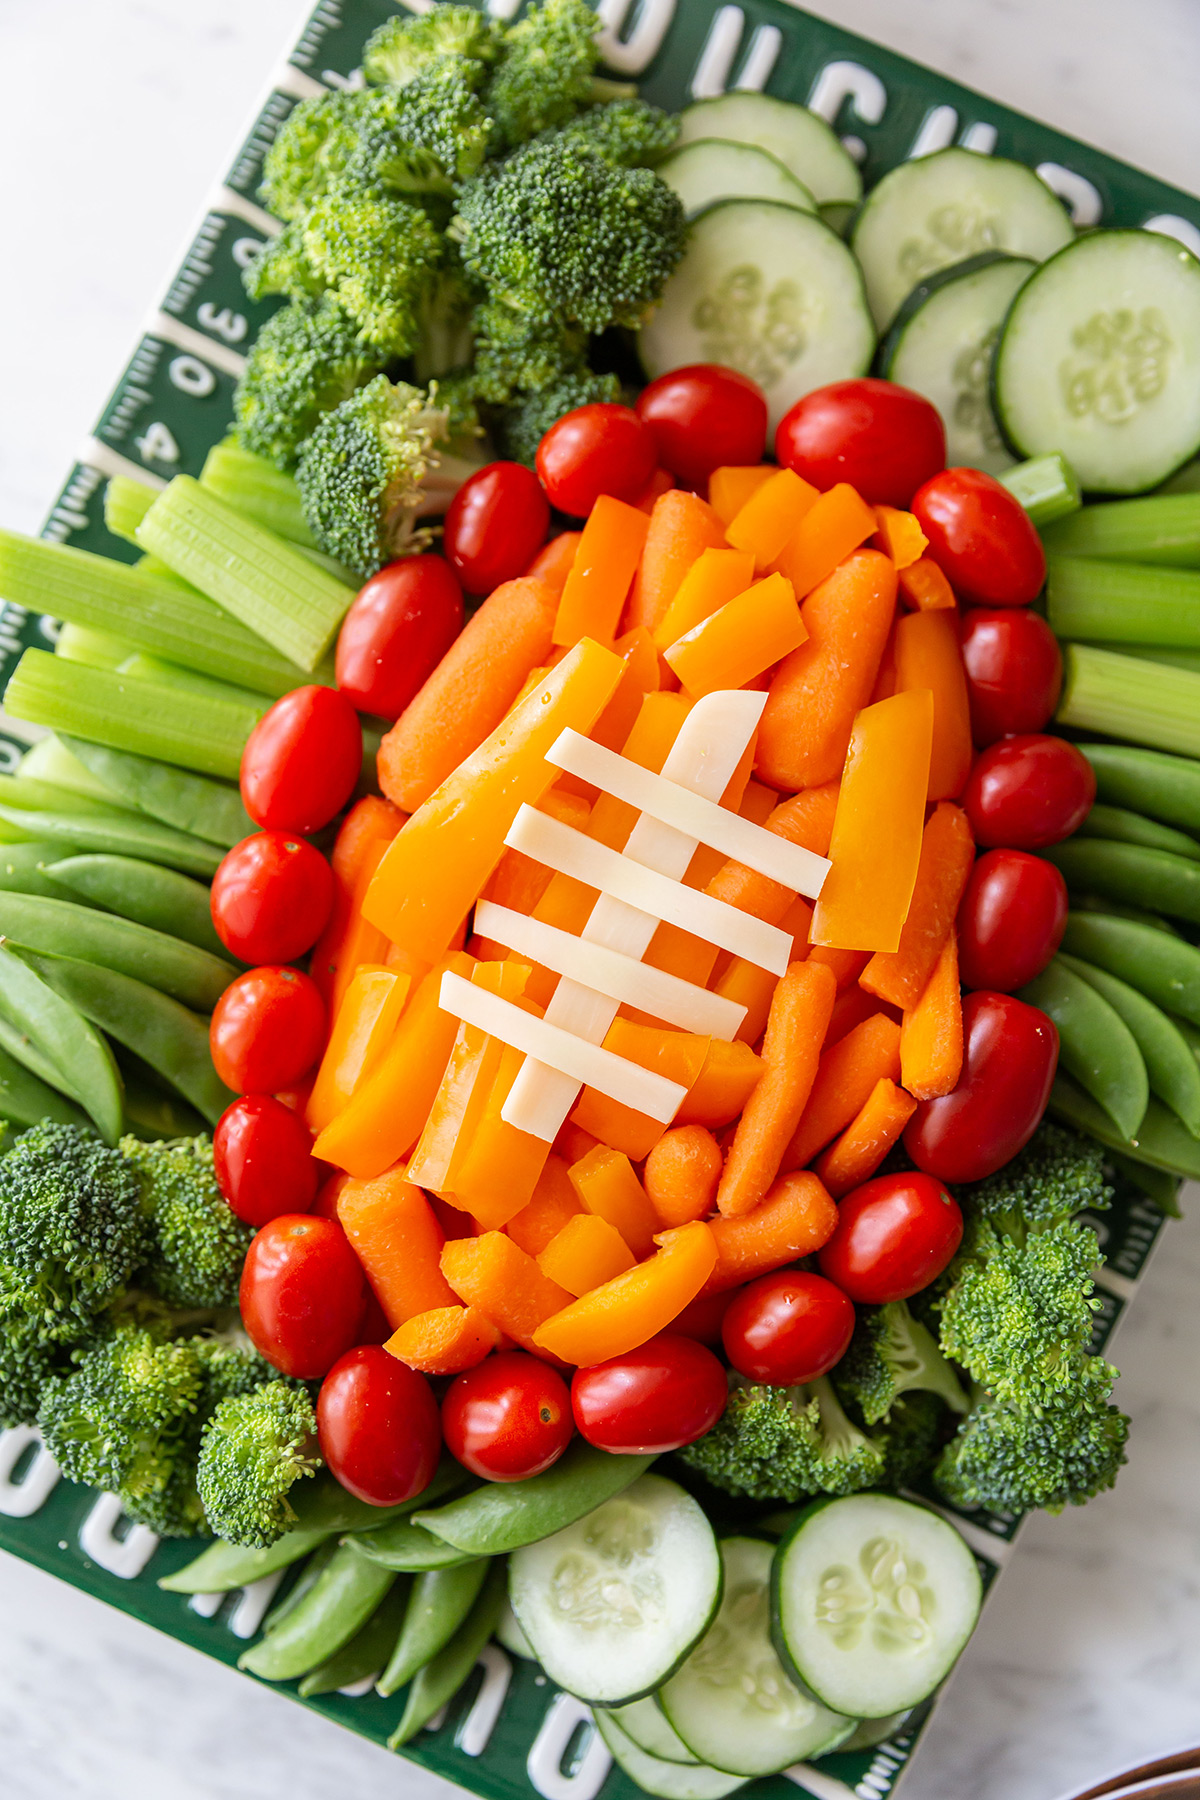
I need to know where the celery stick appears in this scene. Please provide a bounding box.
[0,529,309,697]
[19,737,119,804]
[200,440,316,547]
[5,648,263,782]
[104,476,158,546]
[136,474,350,671]
[1101,643,1200,675]
[1043,493,1200,566]
[999,452,1081,527]
[1047,556,1200,647]
[117,653,266,709]
[1057,644,1200,760]
[55,622,137,669]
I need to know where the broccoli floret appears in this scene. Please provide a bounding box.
[541,99,680,167]
[678,1375,886,1503]
[485,0,634,148]
[958,1121,1112,1234]
[836,1300,970,1426]
[875,1391,949,1491]
[121,1136,251,1311]
[241,218,326,305]
[456,135,686,335]
[497,365,622,465]
[0,1309,71,1429]
[414,249,482,385]
[296,374,479,577]
[362,5,502,89]
[349,58,493,194]
[301,182,444,355]
[259,89,363,222]
[233,296,391,470]
[471,300,587,403]
[0,1123,147,1333]
[188,1327,282,1413]
[196,1382,319,1549]
[935,1373,1128,1514]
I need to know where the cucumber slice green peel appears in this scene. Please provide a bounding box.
[657,140,816,218]
[604,1697,700,1766]
[594,1711,749,1800]
[674,93,860,207]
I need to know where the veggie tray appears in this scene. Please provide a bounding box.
[1,2,1200,1800]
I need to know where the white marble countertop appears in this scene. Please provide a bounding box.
[1,2,1199,1796]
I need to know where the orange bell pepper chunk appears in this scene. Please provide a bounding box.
[533,1221,717,1364]
[567,1144,659,1257]
[406,961,531,1194]
[571,1022,712,1160]
[726,468,819,569]
[664,572,807,698]
[537,1212,636,1296]
[708,465,775,527]
[505,1153,582,1256]
[773,483,878,598]
[441,1231,573,1353]
[675,1038,764,1127]
[652,547,756,651]
[449,1040,550,1228]
[385,1304,502,1375]
[894,608,973,802]
[306,966,411,1136]
[337,1167,457,1328]
[899,556,956,611]
[552,495,650,647]
[873,505,928,570]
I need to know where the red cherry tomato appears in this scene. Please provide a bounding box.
[210,831,334,964]
[317,1346,441,1506]
[213,1094,319,1227]
[958,849,1069,992]
[911,468,1046,606]
[635,365,768,488]
[210,966,326,1094]
[960,609,1064,746]
[774,379,945,507]
[335,555,464,721]
[536,404,657,516]
[904,991,1059,1184]
[240,1213,365,1378]
[963,734,1096,850]
[240,686,362,835]
[443,462,551,596]
[721,1272,855,1386]
[570,1335,727,1454]
[818,1175,964,1305]
[442,1351,573,1482]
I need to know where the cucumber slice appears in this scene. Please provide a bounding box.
[594,1711,748,1800]
[838,1711,913,1751]
[851,148,1073,329]
[658,140,816,219]
[508,1474,722,1707]
[675,94,861,207]
[993,229,1200,493]
[495,1598,536,1660]
[880,253,1035,472]
[606,1698,699,1765]
[771,1495,982,1718]
[660,1538,854,1777]
[639,201,875,431]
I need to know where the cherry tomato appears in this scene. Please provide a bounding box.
[443,462,551,596]
[635,365,768,488]
[721,1272,855,1386]
[213,1094,319,1227]
[904,991,1059,1184]
[774,379,945,507]
[963,734,1096,850]
[240,686,362,835]
[442,1351,573,1482]
[210,831,334,965]
[818,1175,964,1304]
[670,1289,733,1347]
[960,609,1064,746]
[958,849,1069,992]
[911,468,1045,606]
[210,965,326,1095]
[240,1213,366,1379]
[536,404,657,516]
[335,555,463,721]
[570,1335,727,1455]
[317,1346,441,1506]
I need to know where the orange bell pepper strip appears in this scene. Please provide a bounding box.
[708,464,775,527]
[552,495,650,647]
[526,531,583,596]
[894,607,973,801]
[726,468,819,569]
[703,1172,838,1293]
[571,1022,711,1160]
[364,637,624,966]
[644,1125,722,1227]
[783,1011,903,1170]
[664,573,807,698]
[532,1221,717,1364]
[675,1038,763,1127]
[312,950,474,1178]
[537,1212,636,1296]
[812,1077,918,1198]
[558,627,662,799]
[385,1304,502,1375]
[717,960,837,1218]
[306,966,411,1135]
[337,1167,458,1328]
[899,556,956,611]
[309,797,407,1007]
[809,688,934,954]
[773,483,878,596]
[861,802,974,1009]
[474,788,592,955]
[449,1039,550,1228]
[505,1153,582,1256]
[873,506,928,570]
[652,547,756,651]
[623,490,727,635]
[441,1231,573,1353]
[406,961,531,1193]
[900,930,964,1101]
[567,1144,659,1257]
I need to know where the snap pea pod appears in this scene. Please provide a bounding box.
[1169,1010,1200,1064]
[0,891,235,1011]
[0,1012,82,1098]
[0,801,222,878]
[238,1544,397,1681]
[19,736,118,803]
[0,943,123,1143]
[18,949,233,1124]
[0,843,65,898]
[120,1068,206,1140]
[1049,1075,1200,1182]
[261,1539,341,1634]
[1109,1149,1183,1219]
[1075,805,1200,861]
[1078,743,1200,836]
[413,1441,655,1556]
[299,1579,413,1697]
[377,1559,491,1696]
[158,1528,333,1599]
[0,1038,89,1129]
[388,1560,507,1750]
[1020,958,1148,1138]
[1059,911,1200,1027]
[1073,893,1181,935]
[347,1517,480,1572]
[1059,952,1200,1135]
[60,735,254,849]
[46,855,226,958]
[1044,839,1200,927]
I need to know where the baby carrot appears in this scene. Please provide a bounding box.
[704,1171,838,1293]
[899,930,964,1101]
[783,1012,902,1171]
[860,802,974,1009]
[622,490,727,635]
[812,1077,918,1198]
[644,1124,722,1226]
[525,532,583,597]
[385,1305,502,1375]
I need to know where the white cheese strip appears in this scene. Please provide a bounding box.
[547,728,831,898]
[439,973,687,1129]
[474,899,747,1038]
[506,806,793,976]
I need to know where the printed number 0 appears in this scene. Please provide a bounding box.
[136,421,181,465]
[169,354,217,398]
